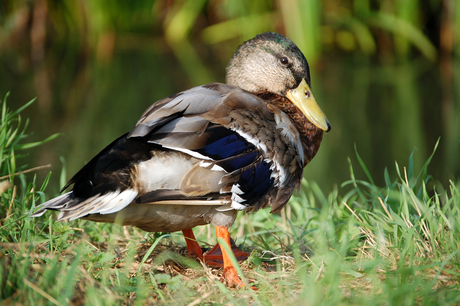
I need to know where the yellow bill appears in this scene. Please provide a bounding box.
[286,79,331,132]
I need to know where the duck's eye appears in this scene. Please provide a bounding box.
[280,57,289,66]
[305,90,311,98]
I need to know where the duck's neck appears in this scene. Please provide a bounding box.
[258,93,323,167]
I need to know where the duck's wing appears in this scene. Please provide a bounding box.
[129,83,305,212]
[30,83,304,220]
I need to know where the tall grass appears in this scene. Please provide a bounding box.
[1,96,459,304]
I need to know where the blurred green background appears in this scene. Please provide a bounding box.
[0,0,459,196]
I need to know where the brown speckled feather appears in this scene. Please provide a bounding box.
[262,94,324,165]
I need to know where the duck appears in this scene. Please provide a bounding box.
[30,32,331,288]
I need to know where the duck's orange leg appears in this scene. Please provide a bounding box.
[182,229,204,261]
[215,226,246,288]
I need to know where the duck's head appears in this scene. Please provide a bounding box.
[226,32,331,132]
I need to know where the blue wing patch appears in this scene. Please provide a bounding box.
[238,161,273,205]
[193,127,273,207]
[197,133,250,160]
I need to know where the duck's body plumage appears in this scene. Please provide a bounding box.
[31,32,330,287]
[32,83,321,225]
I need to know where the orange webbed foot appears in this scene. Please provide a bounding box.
[204,237,249,267]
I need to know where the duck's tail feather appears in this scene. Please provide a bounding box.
[29,192,73,218]
[29,190,138,221]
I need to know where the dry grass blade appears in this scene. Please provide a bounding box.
[187,291,213,306]
[23,278,61,305]
[378,197,394,221]
[343,201,364,223]
[5,184,16,221]
[0,164,51,180]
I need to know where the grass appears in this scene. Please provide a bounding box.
[1,98,460,305]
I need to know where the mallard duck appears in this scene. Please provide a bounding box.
[30,32,330,287]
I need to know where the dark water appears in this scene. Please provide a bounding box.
[1,48,459,197]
